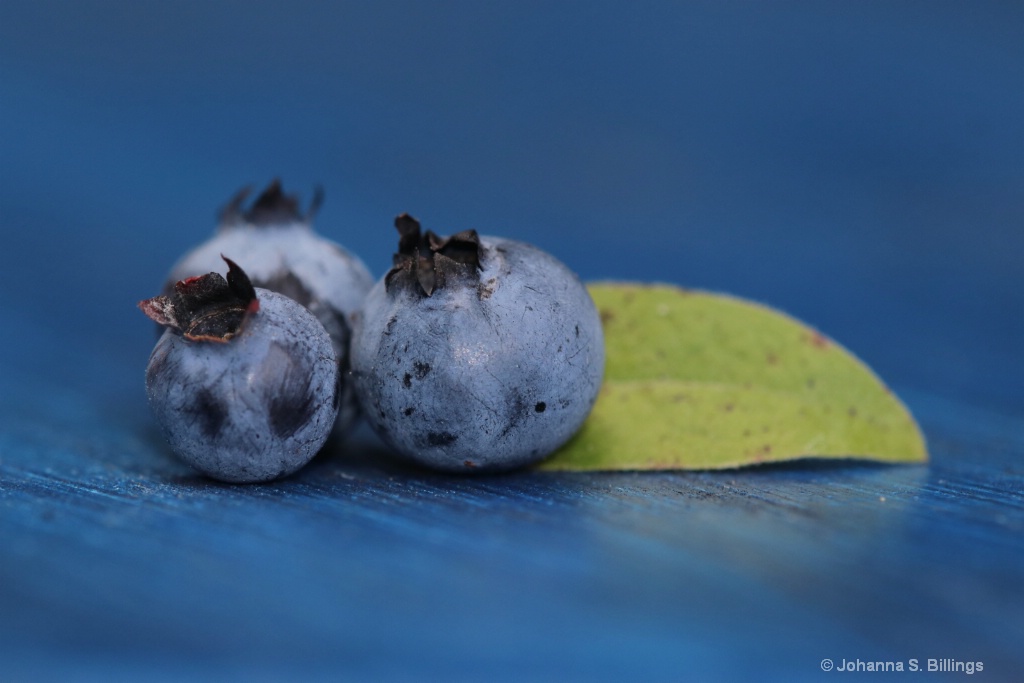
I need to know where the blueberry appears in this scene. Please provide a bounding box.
[351,214,605,472]
[140,257,339,483]
[166,180,374,434]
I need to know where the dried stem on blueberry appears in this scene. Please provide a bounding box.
[139,256,260,342]
[385,213,482,296]
[219,179,324,228]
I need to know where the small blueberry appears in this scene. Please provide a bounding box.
[140,257,339,483]
[166,180,374,434]
[351,214,605,472]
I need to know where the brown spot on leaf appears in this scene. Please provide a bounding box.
[599,308,615,325]
[805,331,829,349]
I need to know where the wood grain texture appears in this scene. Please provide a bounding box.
[1,363,1022,680]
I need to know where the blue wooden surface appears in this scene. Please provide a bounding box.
[1,3,1022,680]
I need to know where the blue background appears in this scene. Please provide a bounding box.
[1,2,1021,680]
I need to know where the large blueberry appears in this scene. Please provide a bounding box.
[351,215,605,472]
[141,258,339,483]
[166,180,373,434]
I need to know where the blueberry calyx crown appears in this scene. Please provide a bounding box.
[385,213,482,297]
[219,179,323,229]
[139,256,260,342]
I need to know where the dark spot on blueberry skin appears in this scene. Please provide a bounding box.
[499,391,529,439]
[426,432,458,447]
[403,373,412,388]
[251,270,352,421]
[404,407,415,416]
[575,324,580,337]
[259,271,314,309]
[384,315,398,336]
[413,361,431,379]
[534,402,546,413]
[190,387,227,440]
[270,391,317,440]
[265,342,318,440]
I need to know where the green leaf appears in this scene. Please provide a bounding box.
[541,283,927,471]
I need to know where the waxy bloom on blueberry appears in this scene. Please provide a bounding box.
[351,215,605,472]
[166,181,373,434]
[141,257,339,483]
